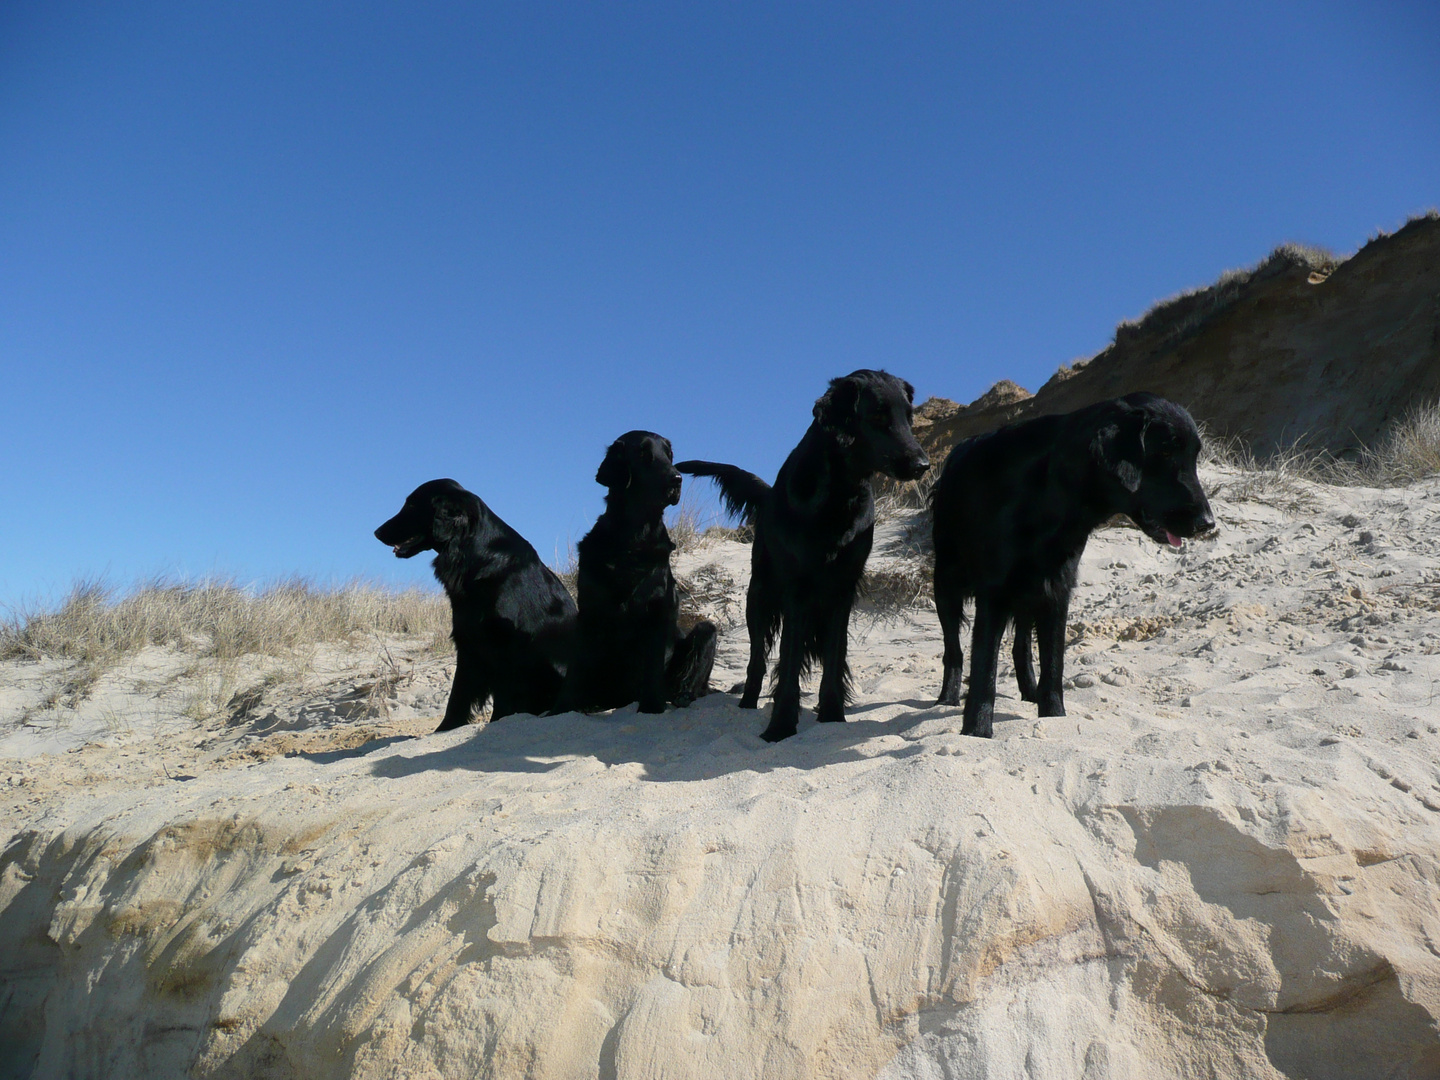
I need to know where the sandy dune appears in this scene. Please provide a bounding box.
[3,465,1439,1079]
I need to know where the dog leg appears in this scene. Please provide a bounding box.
[1035,595,1069,717]
[815,600,853,724]
[935,570,965,707]
[489,691,518,722]
[1012,614,1038,703]
[666,620,718,706]
[761,610,806,742]
[962,598,1004,738]
[637,620,670,714]
[740,581,774,710]
[436,651,488,732]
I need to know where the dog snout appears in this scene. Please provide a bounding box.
[899,452,930,481]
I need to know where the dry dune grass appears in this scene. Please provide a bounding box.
[1203,400,1440,503]
[1,578,451,705]
[1350,400,1440,484]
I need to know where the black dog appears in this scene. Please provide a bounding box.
[553,431,717,714]
[679,370,930,742]
[375,479,577,732]
[930,392,1215,737]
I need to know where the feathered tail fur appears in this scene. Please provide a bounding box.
[675,460,771,524]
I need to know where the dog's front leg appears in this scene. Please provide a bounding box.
[760,610,806,742]
[637,618,670,714]
[815,599,853,724]
[962,598,1004,738]
[437,649,488,732]
[1034,594,1070,717]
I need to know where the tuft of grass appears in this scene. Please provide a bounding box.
[1200,402,1440,504]
[0,578,451,705]
[1200,430,1328,510]
[666,497,708,554]
[874,471,938,521]
[675,562,744,630]
[701,523,755,544]
[1347,400,1440,485]
[550,542,579,599]
[858,563,932,614]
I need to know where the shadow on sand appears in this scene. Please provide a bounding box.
[361,691,1026,784]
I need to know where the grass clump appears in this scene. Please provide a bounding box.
[1,578,451,695]
[1348,401,1440,485]
[1200,401,1440,504]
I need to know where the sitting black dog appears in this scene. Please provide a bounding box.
[554,431,717,714]
[930,392,1215,737]
[375,479,577,732]
[679,370,930,741]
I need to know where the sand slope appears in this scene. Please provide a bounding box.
[3,467,1440,1079]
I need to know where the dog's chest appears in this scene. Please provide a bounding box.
[609,556,672,600]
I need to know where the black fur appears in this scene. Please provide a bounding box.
[930,392,1215,737]
[554,431,717,714]
[679,369,930,742]
[374,478,577,732]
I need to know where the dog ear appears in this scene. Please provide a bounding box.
[596,442,630,489]
[1091,409,1145,493]
[900,378,916,405]
[431,490,475,542]
[813,376,860,439]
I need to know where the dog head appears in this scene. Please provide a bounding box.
[374,478,481,558]
[1091,394,1215,547]
[596,430,683,510]
[813,369,931,481]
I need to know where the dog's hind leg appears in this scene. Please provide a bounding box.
[962,597,1005,739]
[814,599,854,724]
[935,566,966,707]
[760,609,807,742]
[1012,614,1038,703]
[740,579,776,710]
[1034,594,1070,718]
[666,620,718,706]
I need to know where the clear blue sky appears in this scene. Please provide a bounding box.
[3,1,1437,606]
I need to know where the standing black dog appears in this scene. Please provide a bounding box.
[930,392,1215,738]
[554,431,717,714]
[679,370,930,742]
[375,479,577,732]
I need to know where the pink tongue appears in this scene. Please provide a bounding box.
[1165,531,1183,549]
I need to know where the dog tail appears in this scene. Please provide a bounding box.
[675,460,770,523]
